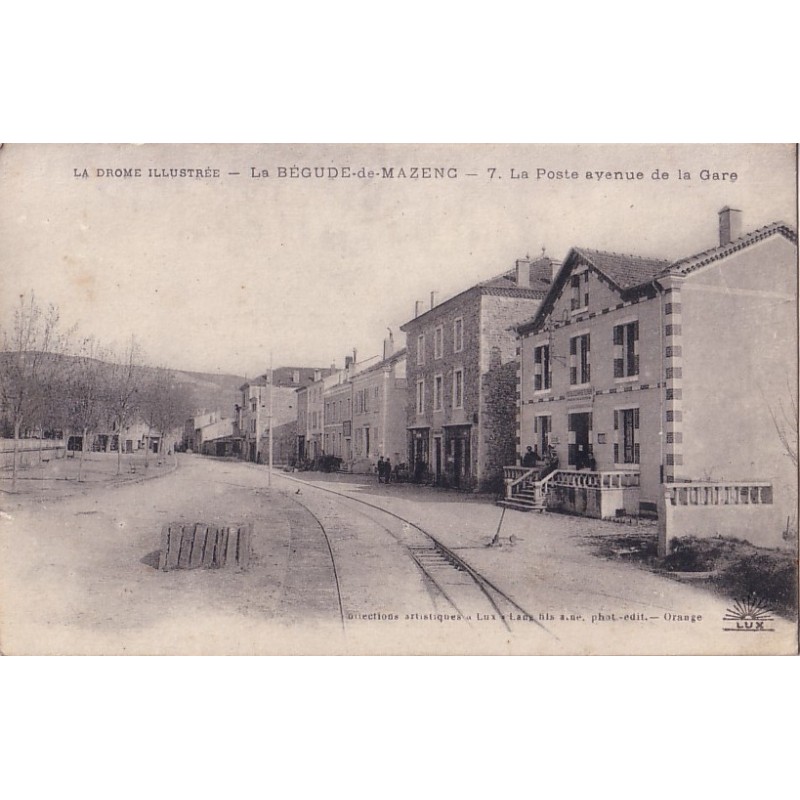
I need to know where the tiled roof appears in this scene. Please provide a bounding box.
[401,255,554,330]
[571,248,672,291]
[516,219,798,336]
[664,221,797,277]
[478,255,556,293]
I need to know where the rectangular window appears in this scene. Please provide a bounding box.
[569,334,590,385]
[453,369,464,409]
[416,379,425,414]
[453,318,463,353]
[417,334,425,365]
[434,326,443,359]
[533,344,551,391]
[613,321,640,378]
[570,272,588,311]
[433,374,443,411]
[614,408,640,464]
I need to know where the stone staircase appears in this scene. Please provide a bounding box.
[497,485,547,512]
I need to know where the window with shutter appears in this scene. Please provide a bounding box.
[614,321,640,378]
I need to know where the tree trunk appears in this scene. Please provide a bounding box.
[116,420,123,475]
[78,427,87,482]
[12,420,20,494]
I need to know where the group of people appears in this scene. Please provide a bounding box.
[376,456,394,484]
[521,444,560,472]
[521,444,596,472]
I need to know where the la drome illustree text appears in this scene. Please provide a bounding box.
[72,166,739,182]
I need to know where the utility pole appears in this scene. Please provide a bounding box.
[268,351,274,488]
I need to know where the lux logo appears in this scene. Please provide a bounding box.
[723,598,775,633]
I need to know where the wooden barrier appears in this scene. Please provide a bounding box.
[159,522,252,570]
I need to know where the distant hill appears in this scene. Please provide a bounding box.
[173,369,246,418]
[0,351,246,421]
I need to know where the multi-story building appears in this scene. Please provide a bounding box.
[399,256,556,491]
[295,368,334,462]
[513,208,797,552]
[238,367,330,464]
[183,411,221,452]
[323,362,354,462]
[349,340,407,473]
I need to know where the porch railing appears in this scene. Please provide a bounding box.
[503,466,640,508]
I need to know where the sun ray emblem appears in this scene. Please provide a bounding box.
[723,597,775,631]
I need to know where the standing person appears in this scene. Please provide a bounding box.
[377,456,385,484]
[522,446,538,468]
[384,458,392,485]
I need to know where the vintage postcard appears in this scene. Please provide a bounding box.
[1,143,797,655]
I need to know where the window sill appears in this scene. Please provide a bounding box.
[570,306,588,316]
[613,375,639,384]
[613,463,641,471]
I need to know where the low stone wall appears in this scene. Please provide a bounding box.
[0,440,66,470]
[657,482,789,554]
[549,483,640,519]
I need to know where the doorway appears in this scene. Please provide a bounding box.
[445,426,471,489]
[568,412,592,469]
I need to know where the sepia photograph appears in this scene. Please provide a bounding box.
[1,143,797,655]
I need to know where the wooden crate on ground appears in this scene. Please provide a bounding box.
[158,522,252,571]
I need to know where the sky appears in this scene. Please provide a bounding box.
[1,143,796,377]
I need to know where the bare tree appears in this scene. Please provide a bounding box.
[106,336,144,474]
[64,337,109,482]
[139,367,194,465]
[0,293,68,492]
[766,380,798,467]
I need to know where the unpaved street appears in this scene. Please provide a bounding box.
[1,455,796,654]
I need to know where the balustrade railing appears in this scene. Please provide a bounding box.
[503,465,641,504]
[666,481,773,507]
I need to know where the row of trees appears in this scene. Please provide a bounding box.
[1,293,195,490]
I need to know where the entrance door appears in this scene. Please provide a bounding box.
[569,412,591,469]
[434,437,442,484]
[447,426,471,488]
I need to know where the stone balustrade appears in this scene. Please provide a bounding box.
[665,481,772,506]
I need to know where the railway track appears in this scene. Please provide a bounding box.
[281,474,557,639]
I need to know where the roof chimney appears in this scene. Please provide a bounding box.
[515,258,531,288]
[414,300,424,318]
[383,329,394,360]
[430,291,438,309]
[718,207,743,246]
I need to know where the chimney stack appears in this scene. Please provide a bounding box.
[515,258,531,288]
[414,300,424,318]
[344,355,353,369]
[383,329,394,360]
[430,291,438,309]
[718,207,743,246]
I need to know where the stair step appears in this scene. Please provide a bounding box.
[497,500,544,513]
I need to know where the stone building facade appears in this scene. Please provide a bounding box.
[515,209,797,551]
[400,256,555,491]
